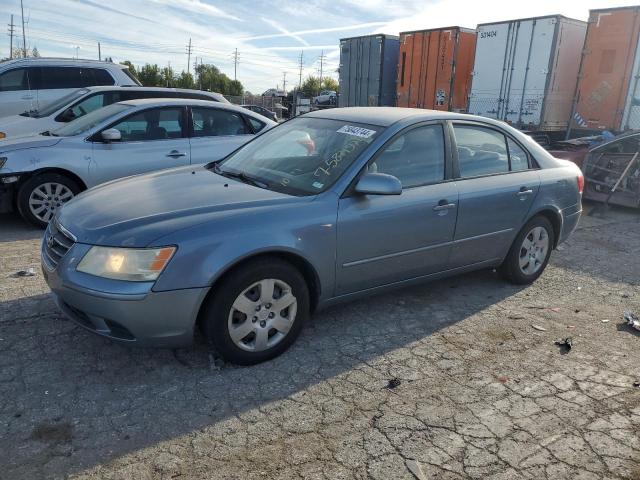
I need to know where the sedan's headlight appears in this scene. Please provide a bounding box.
[77,246,176,281]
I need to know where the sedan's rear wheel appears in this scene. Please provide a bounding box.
[499,216,554,284]
[201,258,309,365]
[17,173,81,228]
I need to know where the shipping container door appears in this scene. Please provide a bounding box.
[451,31,476,112]
[434,30,456,110]
[368,37,382,106]
[409,32,426,107]
[575,9,640,131]
[397,34,413,107]
[621,12,640,130]
[504,18,556,127]
[468,22,514,119]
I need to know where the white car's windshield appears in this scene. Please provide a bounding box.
[51,104,132,137]
[215,117,382,196]
[24,89,90,118]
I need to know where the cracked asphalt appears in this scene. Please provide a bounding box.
[1,204,639,480]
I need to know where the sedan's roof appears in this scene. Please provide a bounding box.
[304,107,482,127]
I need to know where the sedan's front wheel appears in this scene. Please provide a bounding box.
[499,216,555,284]
[17,173,81,228]
[201,258,309,365]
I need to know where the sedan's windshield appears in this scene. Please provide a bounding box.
[215,117,382,195]
[22,89,90,118]
[51,103,132,137]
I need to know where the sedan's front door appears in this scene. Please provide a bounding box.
[336,123,458,295]
[449,123,541,268]
[189,107,254,164]
[89,107,190,187]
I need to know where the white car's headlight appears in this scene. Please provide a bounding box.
[77,246,176,281]
[0,132,6,140]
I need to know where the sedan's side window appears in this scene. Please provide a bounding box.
[110,108,184,141]
[507,138,530,171]
[371,125,445,188]
[192,108,249,137]
[0,68,28,91]
[70,93,107,118]
[246,117,266,133]
[454,125,509,177]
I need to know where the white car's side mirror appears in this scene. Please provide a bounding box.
[101,128,122,142]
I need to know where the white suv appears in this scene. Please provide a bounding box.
[0,58,140,118]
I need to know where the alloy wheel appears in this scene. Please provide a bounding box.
[28,182,74,224]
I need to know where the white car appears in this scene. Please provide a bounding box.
[0,57,139,118]
[0,98,275,227]
[313,90,337,106]
[0,86,228,140]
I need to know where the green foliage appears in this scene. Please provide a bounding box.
[120,60,137,79]
[129,61,243,96]
[301,75,339,97]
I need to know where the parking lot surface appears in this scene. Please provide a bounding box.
[1,205,639,480]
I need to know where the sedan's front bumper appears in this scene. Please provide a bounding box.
[42,238,209,348]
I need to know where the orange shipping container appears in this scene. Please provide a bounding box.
[570,6,640,133]
[397,27,476,111]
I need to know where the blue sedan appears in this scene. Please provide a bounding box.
[42,108,583,364]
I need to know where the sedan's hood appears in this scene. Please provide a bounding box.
[57,165,303,247]
[0,114,41,137]
[0,134,62,153]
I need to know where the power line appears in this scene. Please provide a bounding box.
[8,14,15,59]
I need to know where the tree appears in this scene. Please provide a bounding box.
[138,64,163,87]
[228,79,243,96]
[121,60,137,79]
[322,77,338,92]
[175,71,195,89]
[301,75,321,97]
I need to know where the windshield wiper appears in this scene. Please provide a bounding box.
[213,163,268,189]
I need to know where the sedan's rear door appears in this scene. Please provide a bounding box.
[335,122,459,295]
[448,122,541,268]
[188,107,255,164]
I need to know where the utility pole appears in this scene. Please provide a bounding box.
[282,71,287,94]
[98,41,101,61]
[298,50,303,89]
[186,38,192,74]
[318,49,326,82]
[8,14,15,59]
[20,0,26,57]
[233,48,239,81]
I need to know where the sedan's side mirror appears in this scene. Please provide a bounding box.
[101,128,121,143]
[354,173,402,196]
[60,108,76,122]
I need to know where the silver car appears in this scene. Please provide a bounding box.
[0,98,276,226]
[42,108,583,365]
[0,86,228,140]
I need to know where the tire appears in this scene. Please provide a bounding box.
[201,258,310,365]
[17,172,81,228]
[499,215,555,285]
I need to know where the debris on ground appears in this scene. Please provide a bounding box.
[385,378,401,390]
[11,268,35,278]
[406,459,428,480]
[497,376,509,383]
[621,293,630,298]
[531,325,547,332]
[623,311,640,331]
[555,337,573,354]
[567,325,576,330]
[633,381,640,388]
[601,319,610,323]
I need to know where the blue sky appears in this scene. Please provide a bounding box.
[0,0,636,93]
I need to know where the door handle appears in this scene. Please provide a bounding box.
[516,187,534,197]
[433,201,457,211]
[166,150,186,158]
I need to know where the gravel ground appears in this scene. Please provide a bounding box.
[0,204,639,480]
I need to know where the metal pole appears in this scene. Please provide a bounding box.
[234,48,238,81]
[298,50,303,89]
[20,0,26,57]
[8,14,14,59]
[98,41,101,61]
[186,38,192,75]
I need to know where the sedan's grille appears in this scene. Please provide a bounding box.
[42,220,75,270]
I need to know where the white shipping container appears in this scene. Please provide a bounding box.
[468,15,586,131]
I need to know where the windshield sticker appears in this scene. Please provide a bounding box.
[312,181,324,189]
[337,125,376,138]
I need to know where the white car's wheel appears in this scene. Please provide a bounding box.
[17,173,81,228]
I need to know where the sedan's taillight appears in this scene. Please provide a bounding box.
[577,173,584,194]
